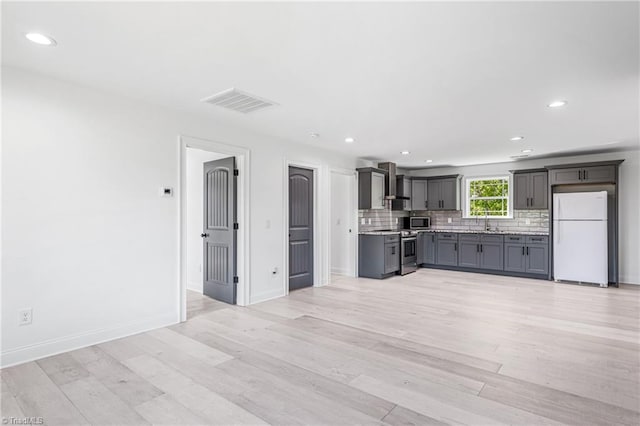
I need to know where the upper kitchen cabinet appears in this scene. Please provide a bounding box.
[392,175,412,211]
[411,179,428,210]
[427,176,461,210]
[546,161,622,185]
[512,169,548,210]
[357,167,387,210]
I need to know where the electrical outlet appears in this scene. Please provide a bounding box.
[395,218,398,224]
[361,218,365,225]
[272,267,278,275]
[525,219,531,225]
[447,218,452,223]
[19,308,32,326]
[368,218,372,225]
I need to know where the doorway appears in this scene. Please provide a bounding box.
[330,170,357,277]
[288,166,314,290]
[180,135,251,321]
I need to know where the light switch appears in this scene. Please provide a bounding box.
[361,218,366,225]
[447,217,452,223]
[368,218,372,225]
[525,219,531,225]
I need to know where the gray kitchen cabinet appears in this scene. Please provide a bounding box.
[547,164,616,185]
[384,243,400,274]
[411,179,428,210]
[392,175,412,211]
[504,236,526,272]
[427,176,460,210]
[436,233,458,266]
[357,168,386,210]
[513,170,548,210]
[457,234,503,270]
[458,235,480,268]
[358,234,400,279]
[479,235,504,270]
[421,232,437,265]
[502,235,548,275]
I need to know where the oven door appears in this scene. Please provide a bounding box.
[402,237,417,262]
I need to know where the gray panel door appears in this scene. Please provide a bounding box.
[289,166,314,291]
[513,174,529,210]
[384,243,400,273]
[504,243,526,272]
[436,239,457,266]
[411,180,427,210]
[423,233,436,264]
[440,178,457,210]
[427,180,440,210]
[458,240,480,268]
[529,172,548,209]
[202,157,236,304]
[479,242,503,270]
[526,244,548,275]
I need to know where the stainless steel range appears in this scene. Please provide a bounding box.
[399,230,418,275]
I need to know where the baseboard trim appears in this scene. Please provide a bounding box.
[250,289,285,305]
[0,313,178,368]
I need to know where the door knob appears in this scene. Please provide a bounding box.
[200,233,209,238]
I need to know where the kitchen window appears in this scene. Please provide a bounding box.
[465,176,511,218]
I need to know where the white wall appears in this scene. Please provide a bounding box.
[185,148,228,293]
[409,149,640,284]
[330,171,355,276]
[1,67,363,367]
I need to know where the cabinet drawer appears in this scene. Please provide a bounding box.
[505,235,525,243]
[526,235,548,244]
[384,235,400,243]
[459,234,480,242]
[481,234,504,243]
[437,233,458,240]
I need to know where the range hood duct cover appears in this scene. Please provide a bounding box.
[378,161,410,200]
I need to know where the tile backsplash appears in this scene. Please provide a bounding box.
[359,208,549,234]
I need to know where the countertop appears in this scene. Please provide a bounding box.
[359,229,549,236]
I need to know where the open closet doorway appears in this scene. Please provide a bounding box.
[180,135,251,321]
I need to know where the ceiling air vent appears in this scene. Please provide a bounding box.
[201,88,277,114]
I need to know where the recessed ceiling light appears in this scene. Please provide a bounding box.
[344,137,355,143]
[401,151,410,155]
[547,100,567,108]
[25,32,57,46]
[425,159,433,163]
[510,136,524,141]
[310,133,319,138]
[521,148,533,153]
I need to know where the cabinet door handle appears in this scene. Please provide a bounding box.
[480,244,483,253]
[425,200,428,208]
[522,246,525,255]
[454,243,457,251]
[526,247,529,255]
[579,170,583,180]
[432,235,435,242]
[392,247,396,255]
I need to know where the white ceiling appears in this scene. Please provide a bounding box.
[2,1,639,167]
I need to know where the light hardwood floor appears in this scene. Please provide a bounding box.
[2,269,639,425]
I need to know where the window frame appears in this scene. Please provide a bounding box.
[463,174,513,219]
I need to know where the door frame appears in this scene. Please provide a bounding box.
[329,168,358,278]
[178,135,251,320]
[283,159,326,296]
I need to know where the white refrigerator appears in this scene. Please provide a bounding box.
[553,191,608,287]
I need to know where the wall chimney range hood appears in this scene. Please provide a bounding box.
[378,162,410,200]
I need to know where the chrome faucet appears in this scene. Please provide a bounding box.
[484,211,491,231]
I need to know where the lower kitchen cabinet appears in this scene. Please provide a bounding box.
[436,233,458,266]
[358,234,400,279]
[479,235,504,270]
[503,235,548,275]
[384,242,400,274]
[420,232,436,265]
[458,235,480,268]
